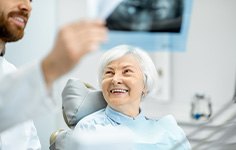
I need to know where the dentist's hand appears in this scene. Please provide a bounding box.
[42,20,107,87]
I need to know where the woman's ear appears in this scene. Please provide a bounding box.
[142,87,147,97]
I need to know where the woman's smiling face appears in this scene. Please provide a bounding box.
[101,54,145,116]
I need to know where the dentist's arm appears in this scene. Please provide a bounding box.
[42,20,107,88]
[0,20,107,132]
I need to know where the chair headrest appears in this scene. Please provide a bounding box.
[62,78,107,128]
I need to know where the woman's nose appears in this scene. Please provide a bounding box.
[111,74,122,84]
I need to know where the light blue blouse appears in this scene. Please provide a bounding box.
[70,106,191,150]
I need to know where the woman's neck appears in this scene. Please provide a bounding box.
[113,105,140,118]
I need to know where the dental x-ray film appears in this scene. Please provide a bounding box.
[106,0,183,32]
[87,0,192,51]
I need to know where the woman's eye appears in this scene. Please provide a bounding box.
[105,71,113,75]
[124,69,132,73]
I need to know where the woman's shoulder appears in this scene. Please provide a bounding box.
[146,114,181,132]
[155,115,189,138]
[77,108,106,124]
[145,114,177,125]
[157,114,178,125]
[74,108,110,131]
[149,115,190,143]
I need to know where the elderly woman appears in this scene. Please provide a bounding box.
[64,45,191,150]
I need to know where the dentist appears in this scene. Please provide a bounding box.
[0,0,107,149]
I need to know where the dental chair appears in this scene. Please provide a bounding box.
[49,78,107,150]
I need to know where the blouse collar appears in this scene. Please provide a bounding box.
[105,105,146,125]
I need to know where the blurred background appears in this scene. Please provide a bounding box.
[5,0,236,149]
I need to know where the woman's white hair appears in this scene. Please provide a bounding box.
[98,45,158,95]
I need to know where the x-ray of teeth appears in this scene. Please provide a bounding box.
[106,0,183,32]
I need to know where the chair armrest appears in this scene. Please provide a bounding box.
[49,129,65,150]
